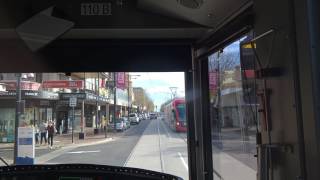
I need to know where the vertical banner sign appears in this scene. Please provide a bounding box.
[16,127,35,165]
[209,71,218,93]
[117,72,125,90]
[209,70,218,103]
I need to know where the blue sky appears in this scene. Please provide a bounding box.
[130,72,185,111]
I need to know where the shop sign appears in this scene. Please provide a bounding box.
[40,91,59,99]
[86,93,97,101]
[60,93,86,100]
[0,81,41,91]
[0,90,59,100]
[0,90,39,98]
[42,80,84,89]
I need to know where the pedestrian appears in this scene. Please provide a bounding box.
[34,124,39,145]
[40,122,47,145]
[47,122,55,149]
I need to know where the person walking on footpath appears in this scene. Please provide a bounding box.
[40,122,47,145]
[47,122,55,149]
[34,124,39,145]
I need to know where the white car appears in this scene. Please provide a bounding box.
[129,113,139,124]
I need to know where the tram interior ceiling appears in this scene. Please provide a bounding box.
[0,0,320,180]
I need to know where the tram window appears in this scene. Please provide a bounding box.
[207,34,258,180]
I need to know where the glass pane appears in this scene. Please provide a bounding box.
[0,72,189,180]
[176,104,186,121]
[208,35,258,180]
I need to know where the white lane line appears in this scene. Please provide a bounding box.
[67,150,100,154]
[159,120,172,139]
[178,152,188,171]
[157,119,165,172]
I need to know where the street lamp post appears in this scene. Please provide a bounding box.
[127,74,140,122]
[127,74,130,122]
[13,73,22,164]
[113,72,117,132]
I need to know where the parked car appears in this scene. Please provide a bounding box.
[139,113,146,120]
[115,118,126,131]
[122,117,130,129]
[146,113,150,120]
[129,113,139,124]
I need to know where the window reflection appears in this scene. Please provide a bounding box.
[209,36,258,180]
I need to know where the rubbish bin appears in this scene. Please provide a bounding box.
[79,132,85,139]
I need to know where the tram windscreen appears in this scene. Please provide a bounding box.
[176,104,186,121]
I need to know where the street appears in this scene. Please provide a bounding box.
[0,117,258,180]
[45,119,151,166]
[43,118,189,180]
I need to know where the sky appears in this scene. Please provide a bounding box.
[130,72,185,111]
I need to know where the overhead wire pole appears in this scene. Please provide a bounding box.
[169,87,178,100]
[127,73,130,123]
[113,72,117,132]
[14,73,22,165]
[95,72,100,131]
[127,74,140,119]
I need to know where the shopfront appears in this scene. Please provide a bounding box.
[57,92,109,134]
[0,90,58,142]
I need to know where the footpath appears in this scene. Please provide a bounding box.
[0,129,118,165]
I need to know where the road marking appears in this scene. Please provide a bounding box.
[159,120,171,139]
[124,120,149,167]
[157,119,165,172]
[67,150,100,154]
[178,152,188,171]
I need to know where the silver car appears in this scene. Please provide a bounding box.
[115,118,125,131]
[129,113,139,124]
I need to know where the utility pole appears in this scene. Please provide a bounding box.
[127,73,130,122]
[126,74,139,120]
[113,72,117,131]
[14,73,22,164]
[95,73,100,131]
[169,87,178,100]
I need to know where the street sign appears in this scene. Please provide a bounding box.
[69,96,77,107]
[16,127,34,165]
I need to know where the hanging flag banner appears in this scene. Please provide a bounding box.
[209,71,218,92]
[116,72,125,89]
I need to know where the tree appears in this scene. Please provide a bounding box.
[133,87,154,112]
